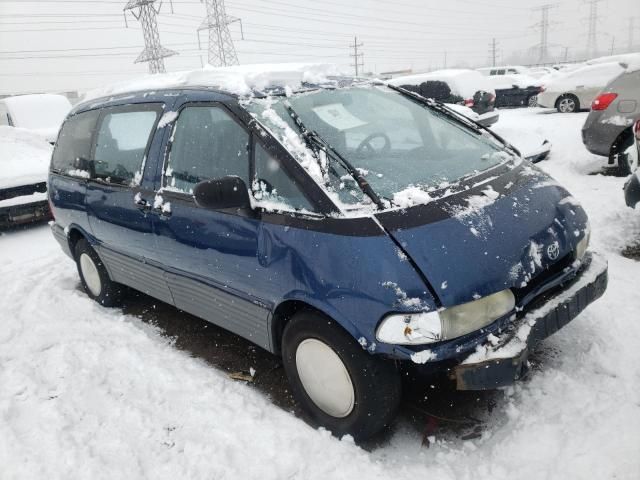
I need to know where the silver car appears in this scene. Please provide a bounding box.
[581,65,640,175]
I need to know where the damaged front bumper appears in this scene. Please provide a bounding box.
[452,251,608,390]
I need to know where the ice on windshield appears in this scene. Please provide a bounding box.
[244,85,512,212]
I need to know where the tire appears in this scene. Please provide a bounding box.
[615,134,639,176]
[556,94,579,113]
[74,238,123,307]
[281,310,401,441]
[528,95,538,107]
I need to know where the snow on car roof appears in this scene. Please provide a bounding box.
[387,69,493,99]
[81,63,345,103]
[1,94,71,134]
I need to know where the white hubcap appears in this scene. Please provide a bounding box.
[296,339,355,418]
[80,253,102,297]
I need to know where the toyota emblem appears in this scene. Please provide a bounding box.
[547,242,560,261]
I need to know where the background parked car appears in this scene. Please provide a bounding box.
[623,120,640,207]
[537,62,626,113]
[0,126,52,228]
[0,93,72,143]
[581,62,640,175]
[477,67,543,108]
[388,69,499,126]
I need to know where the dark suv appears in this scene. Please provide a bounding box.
[48,72,607,440]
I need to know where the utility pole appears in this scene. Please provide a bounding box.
[197,0,242,67]
[629,17,637,52]
[532,4,555,62]
[489,38,499,66]
[124,0,177,74]
[443,51,447,69]
[563,46,570,62]
[350,36,364,76]
[610,36,615,55]
[584,0,603,58]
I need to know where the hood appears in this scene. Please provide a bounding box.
[0,126,52,189]
[375,163,589,307]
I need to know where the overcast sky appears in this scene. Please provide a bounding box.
[0,0,638,95]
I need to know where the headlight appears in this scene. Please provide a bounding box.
[376,289,515,345]
[575,223,591,261]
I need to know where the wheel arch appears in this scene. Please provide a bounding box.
[65,224,96,259]
[270,297,364,356]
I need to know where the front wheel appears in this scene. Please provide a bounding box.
[528,95,538,107]
[74,238,123,307]
[616,135,639,176]
[556,94,579,113]
[281,311,401,441]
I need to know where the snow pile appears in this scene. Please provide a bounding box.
[484,73,541,90]
[1,94,71,142]
[0,125,52,189]
[388,69,494,100]
[83,63,344,103]
[392,186,432,208]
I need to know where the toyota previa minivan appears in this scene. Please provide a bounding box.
[48,67,608,440]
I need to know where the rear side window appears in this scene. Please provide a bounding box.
[165,105,250,194]
[93,106,160,185]
[51,109,100,175]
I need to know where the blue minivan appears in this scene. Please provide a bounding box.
[48,70,607,440]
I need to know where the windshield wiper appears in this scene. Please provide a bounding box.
[283,102,387,210]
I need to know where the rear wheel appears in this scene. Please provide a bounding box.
[616,136,639,176]
[74,238,123,307]
[281,310,401,441]
[528,95,538,107]
[556,94,579,113]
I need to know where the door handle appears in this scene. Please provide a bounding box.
[133,192,151,211]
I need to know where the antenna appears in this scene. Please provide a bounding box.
[124,0,177,74]
[198,0,241,67]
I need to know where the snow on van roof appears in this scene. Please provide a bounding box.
[387,69,493,99]
[82,63,344,103]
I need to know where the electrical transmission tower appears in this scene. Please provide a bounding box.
[584,0,603,58]
[532,4,555,62]
[488,38,499,66]
[198,0,242,67]
[124,0,177,74]
[350,37,364,76]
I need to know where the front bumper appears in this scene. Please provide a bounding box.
[0,198,50,228]
[452,252,607,390]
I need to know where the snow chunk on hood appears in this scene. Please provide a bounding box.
[392,186,432,208]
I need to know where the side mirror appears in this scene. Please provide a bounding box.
[193,176,251,210]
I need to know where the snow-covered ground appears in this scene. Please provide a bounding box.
[1,108,639,479]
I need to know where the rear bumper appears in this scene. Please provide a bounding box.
[50,222,74,258]
[452,252,607,390]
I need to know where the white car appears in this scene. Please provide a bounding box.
[0,126,53,227]
[536,62,626,113]
[0,93,72,143]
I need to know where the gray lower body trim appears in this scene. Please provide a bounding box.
[97,246,174,305]
[166,272,272,352]
[95,245,273,352]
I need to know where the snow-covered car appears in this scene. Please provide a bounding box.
[478,70,543,108]
[537,62,626,113]
[623,120,640,208]
[0,126,52,228]
[581,62,640,175]
[0,93,72,143]
[49,66,607,441]
[387,69,499,126]
[446,103,551,163]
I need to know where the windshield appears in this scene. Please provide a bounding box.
[244,85,512,209]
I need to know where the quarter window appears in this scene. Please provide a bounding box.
[93,107,160,185]
[51,109,100,175]
[165,105,250,194]
[252,142,314,212]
